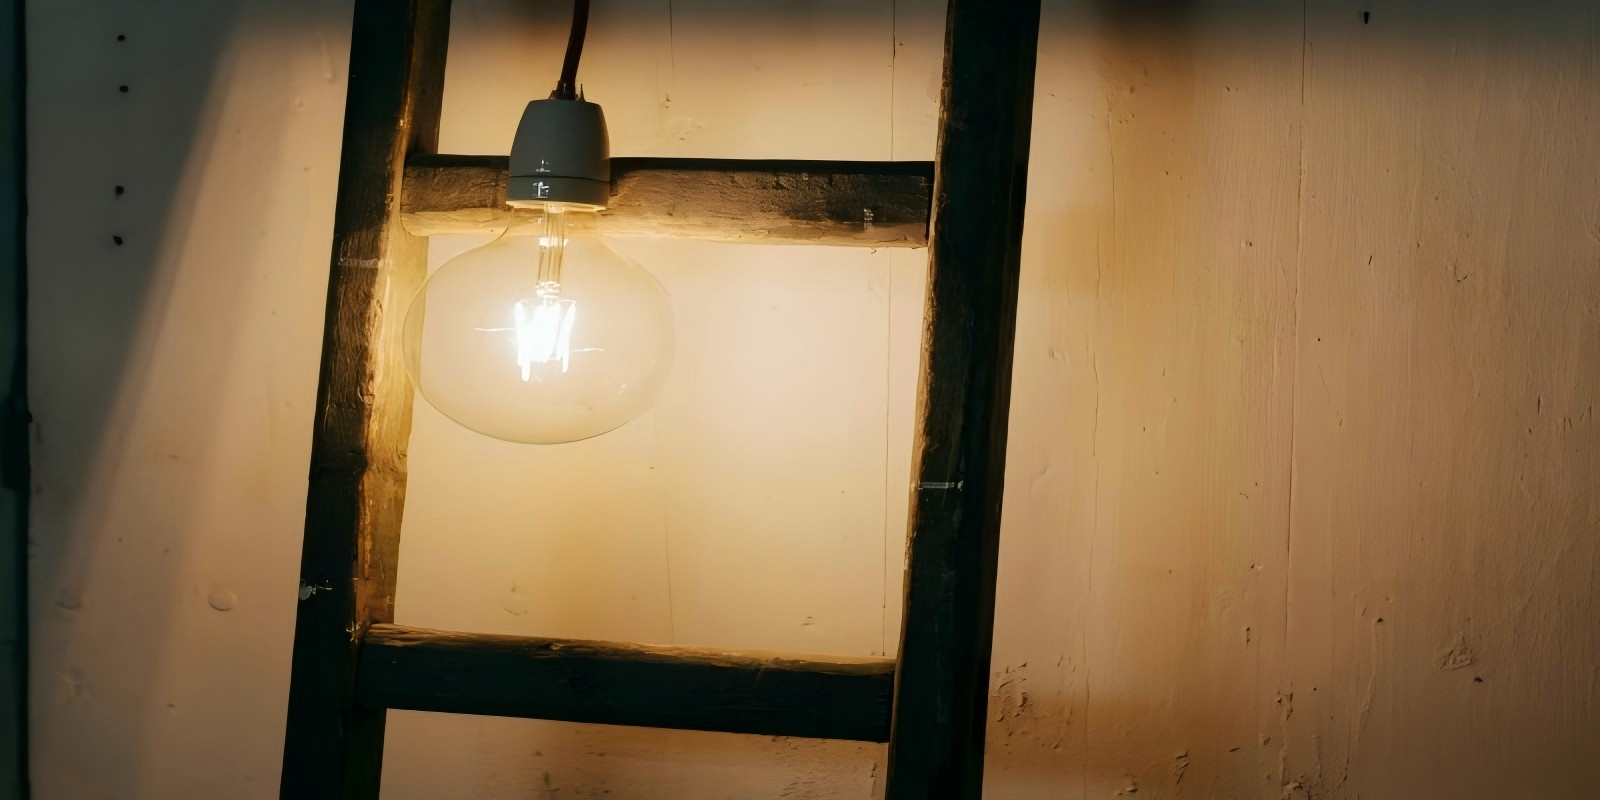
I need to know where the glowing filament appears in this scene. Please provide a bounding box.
[512,295,578,379]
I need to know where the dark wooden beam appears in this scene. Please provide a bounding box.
[280,1,450,796]
[884,0,1041,796]
[357,624,897,742]
[0,0,27,793]
[401,154,934,247]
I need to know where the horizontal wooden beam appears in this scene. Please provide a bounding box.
[401,154,933,247]
[356,624,897,742]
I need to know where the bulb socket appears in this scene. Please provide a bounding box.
[507,98,611,210]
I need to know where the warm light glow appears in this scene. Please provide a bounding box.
[506,294,579,378]
[402,206,674,444]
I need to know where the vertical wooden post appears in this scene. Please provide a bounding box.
[885,0,1040,795]
[0,0,27,794]
[280,0,449,796]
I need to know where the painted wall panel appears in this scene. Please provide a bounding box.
[383,2,931,794]
[26,3,351,797]
[987,2,1304,796]
[987,1,1600,798]
[1284,2,1600,797]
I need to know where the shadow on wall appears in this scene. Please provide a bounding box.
[28,1,349,795]
[437,0,939,158]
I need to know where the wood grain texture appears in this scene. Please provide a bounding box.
[357,624,897,742]
[0,0,24,791]
[279,0,449,796]
[400,154,933,246]
[885,0,1041,795]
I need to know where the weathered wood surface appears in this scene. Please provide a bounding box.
[401,154,933,247]
[0,0,25,792]
[357,624,897,742]
[885,0,1040,796]
[279,0,449,796]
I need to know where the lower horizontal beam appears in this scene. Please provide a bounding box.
[401,154,933,247]
[356,624,896,742]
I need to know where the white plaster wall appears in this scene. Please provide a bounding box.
[26,0,940,797]
[986,1,1600,797]
[25,0,1600,798]
[27,1,353,796]
[381,3,939,795]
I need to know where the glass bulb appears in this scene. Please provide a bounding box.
[402,206,674,444]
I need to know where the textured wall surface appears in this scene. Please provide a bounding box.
[27,2,354,796]
[25,0,1600,798]
[383,2,939,794]
[988,1,1600,798]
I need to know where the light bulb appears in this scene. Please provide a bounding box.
[402,205,674,444]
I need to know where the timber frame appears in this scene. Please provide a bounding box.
[280,0,1039,796]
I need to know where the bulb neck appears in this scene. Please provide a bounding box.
[535,207,569,290]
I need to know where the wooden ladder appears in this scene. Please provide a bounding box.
[279,0,1039,796]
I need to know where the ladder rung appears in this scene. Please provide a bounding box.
[356,624,896,742]
[400,154,934,247]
